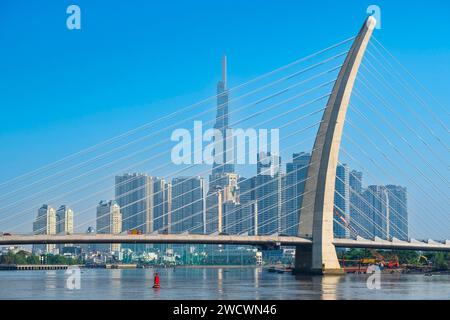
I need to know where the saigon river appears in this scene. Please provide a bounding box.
[0,267,449,300]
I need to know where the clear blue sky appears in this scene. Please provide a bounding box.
[0,1,448,237]
[1,0,448,176]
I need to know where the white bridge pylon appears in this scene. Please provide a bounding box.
[295,16,377,274]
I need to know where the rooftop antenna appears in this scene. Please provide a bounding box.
[222,55,227,88]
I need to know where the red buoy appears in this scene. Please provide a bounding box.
[153,272,161,289]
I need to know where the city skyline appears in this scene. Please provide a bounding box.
[27,54,411,250]
[0,1,449,306]
[30,148,410,246]
[24,57,416,244]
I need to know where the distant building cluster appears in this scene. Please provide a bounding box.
[32,57,409,255]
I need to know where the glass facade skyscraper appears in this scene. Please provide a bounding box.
[210,55,234,180]
[206,56,240,236]
[152,178,171,233]
[363,185,389,239]
[348,170,370,238]
[256,152,282,235]
[386,185,408,240]
[238,176,258,235]
[284,153,310,236]
[171,177,204,234]
[334,164,350,238]
[115,173,152,234]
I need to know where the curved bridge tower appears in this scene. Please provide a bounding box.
[295,17,376,274]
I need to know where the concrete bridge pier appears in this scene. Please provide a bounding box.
[294,245,313,274]
[294,244,344,275]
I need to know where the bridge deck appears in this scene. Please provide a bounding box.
[0,234,449,251]
[0,234,311,246]
[333,238,450,252]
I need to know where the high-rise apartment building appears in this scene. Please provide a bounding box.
[348,170,369,238]
[115,174,171,234]
[363,185,389,239]
[284,152,310,236]
[56,205,73,234]
[96,200,122,252]
[238,176,258,235]
[115,173,173,252]
[256,152,282,235]
[171,177,204,234]
[205,190,222,234]
[115,173,152,234]
[386,185,408,240]
[238,176,256,204]
[152,178,171,233]
[334,164,350,238]
[56,205,74,253]
[32,204,56,254]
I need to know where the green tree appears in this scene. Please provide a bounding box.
[0,252,15,264]
[14,251,28,264]
[26,255,41,264]
[433,252,449,270]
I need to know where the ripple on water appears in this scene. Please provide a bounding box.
[0,268,449,300]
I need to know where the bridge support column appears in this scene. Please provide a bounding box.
[294,245,344,275]
[295,17,376,275]
[294,245,313,274]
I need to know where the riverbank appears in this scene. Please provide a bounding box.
[0,264,77,270]
[0,263,260,270]
[172,265,261,269]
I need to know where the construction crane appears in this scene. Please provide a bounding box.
[368,249,399,268]
[334,209,359,238]
[417,255,429,265]
[370,249,385,262]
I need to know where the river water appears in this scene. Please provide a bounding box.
[0,267,449,300]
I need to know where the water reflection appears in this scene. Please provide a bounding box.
[0,268,448,300]
[254,267,261,288]
[217,268,223,294]
[44,270,57,291]
[319,275,343,300]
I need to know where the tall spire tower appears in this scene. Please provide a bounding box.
[206,56,238,234]
[211,55,234,180]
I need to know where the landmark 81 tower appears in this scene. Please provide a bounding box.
[210,55,235,183]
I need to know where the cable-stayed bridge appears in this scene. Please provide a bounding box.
[0,16,448,274]
[1,234,449,253]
